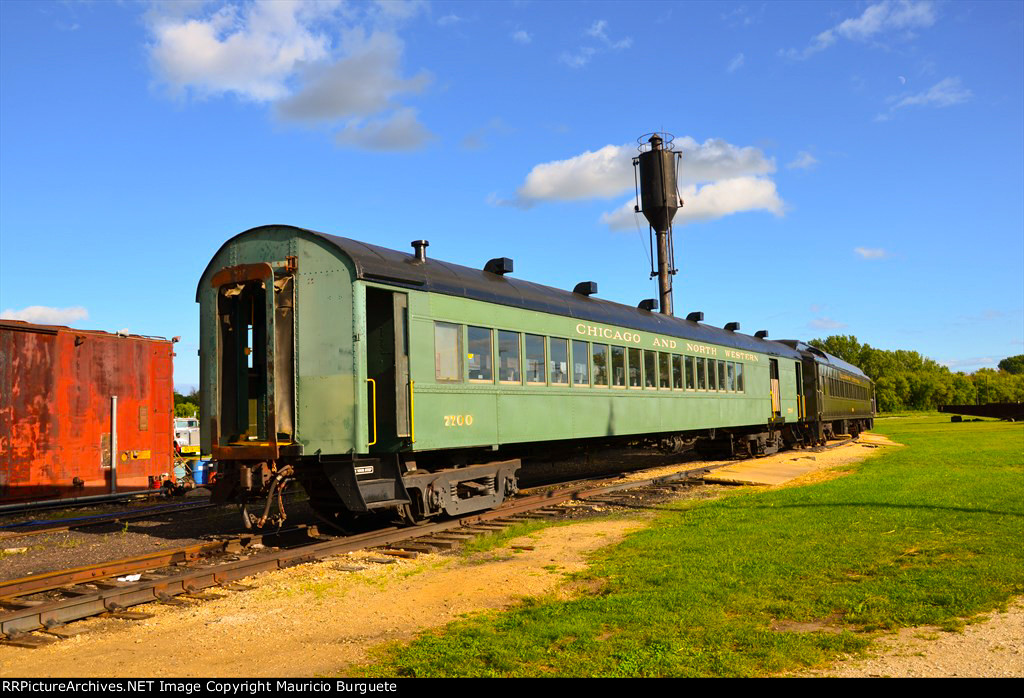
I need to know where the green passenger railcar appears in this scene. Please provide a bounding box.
[197,225,873,525]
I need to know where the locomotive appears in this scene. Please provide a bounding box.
[196,224,874,528]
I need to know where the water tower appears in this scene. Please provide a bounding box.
[633,133,682,316]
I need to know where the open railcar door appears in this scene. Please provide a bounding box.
[212,262,295,460]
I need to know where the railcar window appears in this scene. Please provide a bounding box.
[498,330,521,383]
[525,334,546,384]
[675,354,685,390]
[718,361,727,391]
[644,350,657,388]
[467,326,493,382]
[549,338,569,385]
[628,348,642,388]
[612,346,626,387]
[736,363,744,392]
[697,357,708,390]
[727,362,736,391]
[572,340,589,386]
[706,359,717,391]
[434,322,463,382]
[684,356,694,390]
[659,353,671,389]
[593,344,609,386]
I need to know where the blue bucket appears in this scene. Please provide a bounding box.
[193,460,207,485]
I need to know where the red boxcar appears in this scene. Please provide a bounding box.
[0,320,175,505]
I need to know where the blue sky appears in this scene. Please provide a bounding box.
[1,0,1021,389]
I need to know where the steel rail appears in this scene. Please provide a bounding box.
[0,501,218,541]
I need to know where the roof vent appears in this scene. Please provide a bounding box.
[686,311,704,322]
[573,281,598,296]
[411,240,429,263]
[484,257,514,275]
[638,299,658,312]
[755,330,768,339]
[724,322,741,332]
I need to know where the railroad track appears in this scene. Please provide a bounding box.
[0,462,724,644]
[0,436,861,645]
[0,500,219,541]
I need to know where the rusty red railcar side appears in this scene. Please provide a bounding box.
[0,320,175,504]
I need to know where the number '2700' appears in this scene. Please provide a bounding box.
[443,415,474,427]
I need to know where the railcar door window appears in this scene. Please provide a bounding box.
[549,338,569,385]
[628,348,642,388]
[572,340,589,386]
[697,357,707,390]
[498,330,521,383]
[468,326,493,382]
[644,350,657,388]
[434,322,463,382]
[525,334,546,384]
[611,346,626,387]
[593,344,609,386]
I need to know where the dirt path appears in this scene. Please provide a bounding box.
[800,599,1024,677]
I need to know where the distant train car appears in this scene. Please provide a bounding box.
[0,320,175,506]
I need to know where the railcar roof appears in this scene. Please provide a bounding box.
[202,224,804,360]
[0,319,170,343]
[778,340,870,379]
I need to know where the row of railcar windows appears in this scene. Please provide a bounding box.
[435,322,746,393]
[821,365,871,401]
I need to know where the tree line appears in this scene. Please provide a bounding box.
[809,336,1024,412]
[173,388,200,419]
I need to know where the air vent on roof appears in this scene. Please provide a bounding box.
[484,257,514,275]
[686,311,704,322]
[638,299,658,312]
[411,240,429,263]
[573,281,598,296]
[755,330,769,339]
[724,322,740,332]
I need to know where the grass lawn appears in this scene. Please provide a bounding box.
[358,416,1024,677]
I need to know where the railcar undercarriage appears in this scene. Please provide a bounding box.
[211,417,873,529]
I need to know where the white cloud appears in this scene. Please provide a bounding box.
[146,1,432,150]
[511,30,532,44]
[276,30,430,122]
[809,317,848,330]
[560,46,597,68]
[782,1,936,60]
[600,177,784,230]
[148,1,334,101]
[586,20,632,50]
[333,107,434,151]
[787,151,819,170]
[889,77,972,110]
[941,356,996,369]
[437,14,462,27]
[1,305,89,325]
[854,247,888,259]
[514,137,775,206]
[561,19,630,68]
[507,136,782,228]
[518,144,633,202]
[727,53,745,73]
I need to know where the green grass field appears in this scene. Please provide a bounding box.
[358,416,1024,677]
